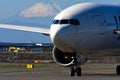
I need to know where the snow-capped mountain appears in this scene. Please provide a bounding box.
[20,3,62,18]
[1,2,62,28]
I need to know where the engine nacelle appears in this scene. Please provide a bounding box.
[52,47,87,67]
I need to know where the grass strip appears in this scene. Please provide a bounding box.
[0,64,114,69]
[0,65,63,68]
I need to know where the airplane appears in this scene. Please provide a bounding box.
[1,3,120,76]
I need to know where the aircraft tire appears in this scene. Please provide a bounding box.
[116,65,120,75]
[71,67,75,76]
[77,67,81,76]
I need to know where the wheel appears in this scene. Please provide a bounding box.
[71,67,75,76]
[77,67,81,76]
[116,65,120,75]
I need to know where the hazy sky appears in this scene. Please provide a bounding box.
[0,0,120,20]
[0,0,120,43]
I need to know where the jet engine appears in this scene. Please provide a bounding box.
[52,47,87,67]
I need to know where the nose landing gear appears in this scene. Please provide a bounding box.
[70,53,82,76]
[71,66,81,76]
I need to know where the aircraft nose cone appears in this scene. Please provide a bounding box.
[50,25,62,44]
[50,25,78,53]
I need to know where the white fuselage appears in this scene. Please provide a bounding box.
[50,3,120,54]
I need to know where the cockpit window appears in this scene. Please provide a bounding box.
[53,20,60,24]
[70,19,80,25]
[60,19,69,24]
[53,19,80,25]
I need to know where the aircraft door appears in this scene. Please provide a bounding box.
[113,16,120,34]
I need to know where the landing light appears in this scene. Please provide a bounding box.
[65,56,68,59]
[71,56,74,59]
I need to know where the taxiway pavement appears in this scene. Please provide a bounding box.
[0,63,120,80]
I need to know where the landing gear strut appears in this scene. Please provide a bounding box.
[70,53,82,76]
[116,65,120,75]
[71,66,81,76]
